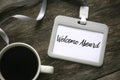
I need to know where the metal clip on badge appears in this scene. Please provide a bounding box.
[79,0,89,25]
[0,0,47,25]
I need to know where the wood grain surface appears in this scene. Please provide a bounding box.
[0,0,120,80]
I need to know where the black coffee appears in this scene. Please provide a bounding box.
[0,46,38,80]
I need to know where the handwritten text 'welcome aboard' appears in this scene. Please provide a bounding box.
[57,35,101,48]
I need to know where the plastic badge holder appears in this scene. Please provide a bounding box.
[48,15,108,67]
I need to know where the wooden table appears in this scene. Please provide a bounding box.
[0,0,120,80]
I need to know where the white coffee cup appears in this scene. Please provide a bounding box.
[0,29,54,80]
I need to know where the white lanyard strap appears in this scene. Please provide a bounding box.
[0,28,9,45]
[36,0,47,20]
[0,0,47,44]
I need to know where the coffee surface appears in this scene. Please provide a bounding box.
[0,46,38,80]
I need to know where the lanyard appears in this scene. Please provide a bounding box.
[0,0,47,25]
[0,0,47,44]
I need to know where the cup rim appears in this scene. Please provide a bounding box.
[0,42,41,80]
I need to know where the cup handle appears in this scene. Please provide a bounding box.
[40,65,54,74]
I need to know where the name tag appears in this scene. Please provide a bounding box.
[48,15,109,67]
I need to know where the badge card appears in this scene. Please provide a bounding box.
[48,15,108,67]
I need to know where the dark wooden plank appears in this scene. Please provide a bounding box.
[97,71,120,80]
[0,0,120,80]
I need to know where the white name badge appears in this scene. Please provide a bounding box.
[48,15,109,67]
